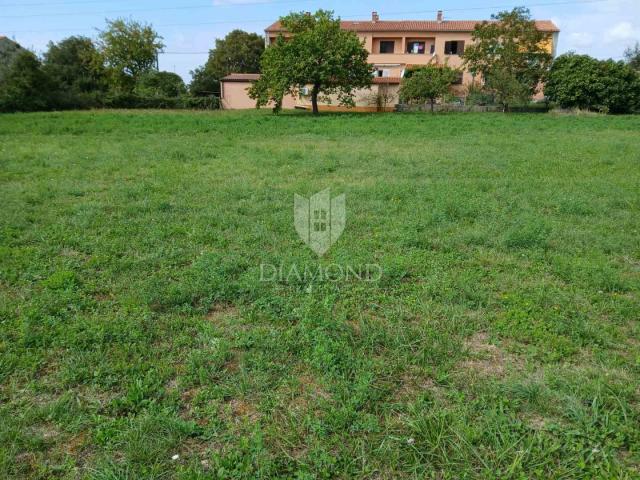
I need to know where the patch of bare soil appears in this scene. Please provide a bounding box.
[227,398,260,423]
[392,367,439,403]
[459,332,523,378]
[206,303,238,322]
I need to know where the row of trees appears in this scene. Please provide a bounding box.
[207,9,640,114]
[398,8,640,113]
[545,52,640,113]
[0,19,220,112]
[245,8,575,114]
[2,9,639,114]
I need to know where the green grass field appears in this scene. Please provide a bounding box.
[1,109,639,479]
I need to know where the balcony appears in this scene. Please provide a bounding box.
[368,36,437,66]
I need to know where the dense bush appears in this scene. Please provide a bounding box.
[464,82,495,106]
[0,37,25,82]
[399,65,459,111]
[545,53,640,113]
[135,71,186,97]
[0,20,221,113]
[43,36,106,94]
[101,93,219,110]
[0,50,53,112]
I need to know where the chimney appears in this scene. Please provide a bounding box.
[372,11,379,22]
[436,10,443,23]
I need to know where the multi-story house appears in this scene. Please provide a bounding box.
[220,11,559,111]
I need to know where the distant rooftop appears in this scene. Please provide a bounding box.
[221,73,261,82]
[221,73,403,85]
[265,13,559,33]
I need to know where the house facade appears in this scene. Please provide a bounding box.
[220,11,560,111]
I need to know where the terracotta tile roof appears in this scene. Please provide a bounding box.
[266,19,559,33]
[220,73,261,82]
[222,73,402,85]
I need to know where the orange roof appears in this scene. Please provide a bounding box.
[266,19,559,33]
[221,73,261,82]
[222,73,402,85]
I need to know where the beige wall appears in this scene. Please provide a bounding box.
[220,81,297,110]
[361,30,476,84]
[224,28,558,109]
[220,81,400,111]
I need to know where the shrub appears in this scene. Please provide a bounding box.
[101,93,219,110]
[42,36,106,95]
[545,53,640,113]
[361,83,396,111]
[135,71,187,97]
[0,37,25,82]
[484,67,533,112]
[464,82,495,106]
[0,50,53,112]
[399,64,459,111]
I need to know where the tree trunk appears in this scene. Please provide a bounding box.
[311,83,320,114]
[430,98,435,112]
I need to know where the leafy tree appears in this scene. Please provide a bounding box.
[249,10,372,114]
[190,30,264,96]
[0,50,52,112]
[463,7,552,111]
[0,36,25,84]
[189,67,220,96]
[98,18,164,91]
[545,53,640,113]
[135,71,186,97]
[624,42,640,71]
[399,65,459,111]
[43,36,106,93]
[484,67,531,110]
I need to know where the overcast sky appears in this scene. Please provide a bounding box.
[2,0,639,83]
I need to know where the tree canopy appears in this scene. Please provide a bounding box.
[624,42,640,72]
[190,30,264,96]
[399,65,459,111]
[463,7,552,110]
[135,70,186,97]
[98,18,164,91]
[0,37,24,82]
[0,50,52,112]
[43,36,105,94]
[249,10,372,114]
[545,53,640,113]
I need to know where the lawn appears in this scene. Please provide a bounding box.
[0,109,639,479]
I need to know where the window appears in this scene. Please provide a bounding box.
[452,72,464,85]
[379,40,395,53]
[444,40,464,55]
[406,41,425,54]
[430,44,435,54]
[374,69,390,78]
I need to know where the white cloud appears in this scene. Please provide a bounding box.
[604,22,639,43]
[551,0,640,58]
